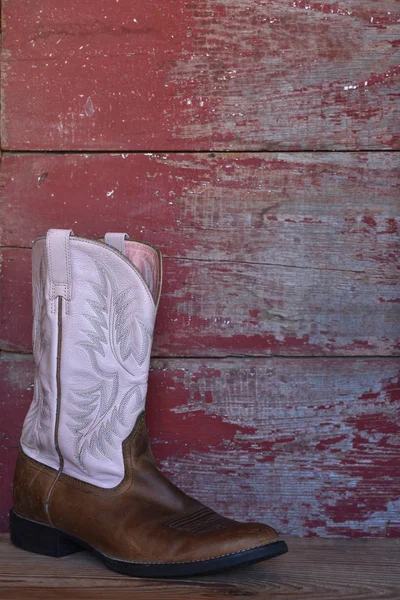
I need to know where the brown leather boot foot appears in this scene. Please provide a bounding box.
[11,412,288,577]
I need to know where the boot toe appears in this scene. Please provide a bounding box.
[223,520,280,555]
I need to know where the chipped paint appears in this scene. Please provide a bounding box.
[84,96,95,117]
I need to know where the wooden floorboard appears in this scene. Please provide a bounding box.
[0,535,399,599]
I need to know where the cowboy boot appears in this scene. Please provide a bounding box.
[10,229,288,577]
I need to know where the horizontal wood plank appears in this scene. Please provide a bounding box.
[1,152,399,269]
[0,153,398,356]
[2,0,399,150]
[1,535,399,599]
[1,353,399,537]
[1,246,399,356]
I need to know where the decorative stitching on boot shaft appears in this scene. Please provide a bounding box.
[68,257,151,472]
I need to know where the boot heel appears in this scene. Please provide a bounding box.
[9,509,83,558]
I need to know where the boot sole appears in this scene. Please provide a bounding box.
[9,509,288,577]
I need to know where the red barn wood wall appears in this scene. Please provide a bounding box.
[0,0,399,536]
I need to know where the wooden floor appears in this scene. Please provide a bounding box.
[0,535,399,599]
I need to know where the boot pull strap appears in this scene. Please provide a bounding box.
[104,232,129,256]
[46,229,74,301]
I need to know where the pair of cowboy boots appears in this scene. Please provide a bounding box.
[10,229,288,577]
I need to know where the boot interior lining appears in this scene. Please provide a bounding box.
[124,241,160,303]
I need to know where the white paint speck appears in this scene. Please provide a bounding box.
[106,190,115,197]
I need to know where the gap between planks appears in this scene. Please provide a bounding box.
[2,351,400,360]
[2,149,400,154]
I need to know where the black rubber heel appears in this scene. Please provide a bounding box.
[9,509,83,558]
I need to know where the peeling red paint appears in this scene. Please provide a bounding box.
[349,413,398,438]
[249,310,260,318]
[147,366,258,456]
[377,218,398,235]
[302,217,324,224]
[358,391,380,400]
[315,434,347,450]
[362,215,378,227]
[190,367,222,383]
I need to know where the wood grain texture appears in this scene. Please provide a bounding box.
[2,246,399,356]
[1,537,400,600]
[1,0,399,150]
[1,353,399,537]
[0,152,399,356]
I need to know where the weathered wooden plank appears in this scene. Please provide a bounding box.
[1,353,399,537]
[1,245,399,356]
[0,152,398,355]
[1,536,399,600]
[0,152,399,271]
[2,0,399,150]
